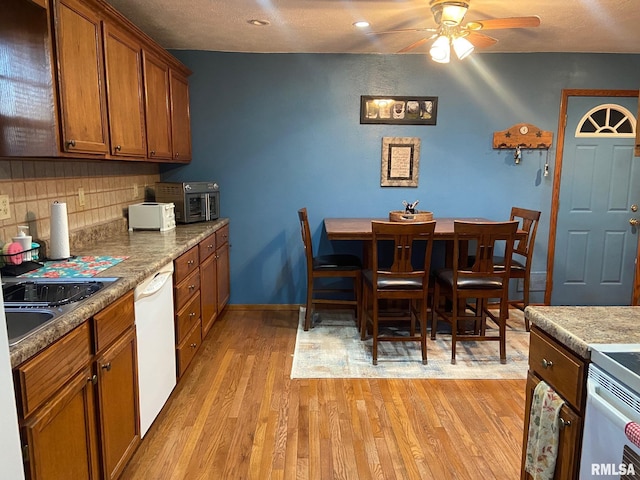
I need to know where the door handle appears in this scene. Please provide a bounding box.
[630,218,640,226]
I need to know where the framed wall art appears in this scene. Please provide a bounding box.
[381,137,420,187]
[360,96,438,125]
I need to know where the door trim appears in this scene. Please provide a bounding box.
[544,89,639,305]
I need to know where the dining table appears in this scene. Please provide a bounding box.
[324,217,525,268]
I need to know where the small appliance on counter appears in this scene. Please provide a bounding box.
[155,181,219,224]
[128,202,176,232]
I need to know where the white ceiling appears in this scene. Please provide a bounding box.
[105,0,640,55]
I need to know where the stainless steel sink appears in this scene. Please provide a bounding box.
[4,309,56,346]
[3,277,120,346]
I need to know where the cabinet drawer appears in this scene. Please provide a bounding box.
[174,268,200,311]
[176,291,201,344]
[174,246,199,284]
[176,321,201,378]
[16,322,92,418]
[199,233,216,262]
[93,290,134,353]
[529,328,585,410]
[216,225,229,249]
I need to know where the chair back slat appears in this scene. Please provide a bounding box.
[371,221,436,282]
[298,208,315,276]
[454,220,519,283]
[510,207,541,258]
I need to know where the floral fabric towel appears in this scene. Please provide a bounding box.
[524,380,565,480]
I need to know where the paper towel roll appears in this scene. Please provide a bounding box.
[49,201,70,260]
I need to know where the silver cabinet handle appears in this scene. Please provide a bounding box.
[541,358,554,369]
[115,145,122,151]
[101,362,112,371]
[66,139,76,148]
[190,343,197,348]
[558,417,571,429]
[88,374,98,385]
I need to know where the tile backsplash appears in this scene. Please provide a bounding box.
[0,159,160,253]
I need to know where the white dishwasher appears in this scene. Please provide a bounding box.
[134,262,176,438]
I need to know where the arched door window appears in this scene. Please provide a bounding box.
[574,103,636,138]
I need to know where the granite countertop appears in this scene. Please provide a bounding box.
[8,219,229,367]
[525,305,640,359]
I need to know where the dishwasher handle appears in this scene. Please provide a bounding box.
[136,271,173,301]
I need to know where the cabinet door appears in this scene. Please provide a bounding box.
[200,253,218,337]
[95,328,140,480]
[142,51,173,160]
[23,367,99,480]
[216,241,230,312]
[103,23,146,158]
[521,373,582,480]
[54,0,109,155]
[0,0,57,157]
[169,70,192,163]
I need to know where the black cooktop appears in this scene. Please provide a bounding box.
[604,351,640,376]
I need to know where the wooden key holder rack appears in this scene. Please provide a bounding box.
[493,123,553,150]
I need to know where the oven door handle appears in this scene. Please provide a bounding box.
[204,193,211,220]
[588,379,633,429]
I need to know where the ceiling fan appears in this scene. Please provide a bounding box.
[372,0,540,62]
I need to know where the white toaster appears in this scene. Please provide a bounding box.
[128,202,176,232]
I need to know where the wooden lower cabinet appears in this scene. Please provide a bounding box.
[174,225,230,378]
[521,373,583,480]
[15,292,139,480]
[22,366,100,480]
[95,327,139,480]
[200,253,217,337]
[216,240,230,312]
[521,326,587,480]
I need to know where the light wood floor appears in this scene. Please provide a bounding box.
[121,308,526,480]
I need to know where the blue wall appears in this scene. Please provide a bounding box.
[160,52,640,305]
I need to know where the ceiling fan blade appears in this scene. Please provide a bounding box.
[367,27,438,36]
[466,31,498,49]
[466,16,541,31]
[397,37,432,53]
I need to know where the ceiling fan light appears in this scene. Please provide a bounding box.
[452,35,474,60]
[430,35,451,63]
[441,4,467,26]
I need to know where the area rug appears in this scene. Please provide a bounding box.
[291,307,529,379]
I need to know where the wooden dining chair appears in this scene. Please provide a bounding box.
[361,220,436,365]
[495,207,541,331]
[431,220,518,364]
[298,208,362,331]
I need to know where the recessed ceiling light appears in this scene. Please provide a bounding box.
[353,21,370,28]
[247,19,270,26]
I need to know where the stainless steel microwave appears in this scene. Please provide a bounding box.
[155,182,220,223]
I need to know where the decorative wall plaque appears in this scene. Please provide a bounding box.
[381,137,420,187]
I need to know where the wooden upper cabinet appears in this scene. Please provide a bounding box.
[54,0,109,155]
[143,51,173,161]
[103,22,147,158]
[170,70,192,163]
[0,0,58,157]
